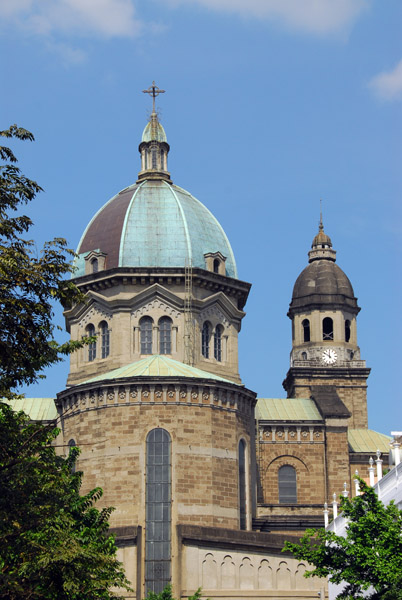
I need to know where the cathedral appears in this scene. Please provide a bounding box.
[18,85,391,599]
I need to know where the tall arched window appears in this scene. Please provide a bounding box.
[345,320,351,342]
[239,440,247,530]
[100,321,110,359]
[278,465,297,504]
[68,439,77,474]
[159,317,172,355]
[140,317,153,354]
[302,319,310,342]
[214,325,223,362]
[146,428,171,594]
[202,322,211,358]
[322,317,334,341]
[91,258,98,273]
[213,258,220,274]
[86,324,96,361]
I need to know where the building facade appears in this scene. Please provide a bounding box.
[20,92,391,599]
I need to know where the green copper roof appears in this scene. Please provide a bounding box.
[83,355,238,385]
[348,429,392,453]
[142,120,167,143]
[256,397,322,421]
[4,397,57,421]
[75,180,237,279]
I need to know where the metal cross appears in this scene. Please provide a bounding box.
[142,81,165,113]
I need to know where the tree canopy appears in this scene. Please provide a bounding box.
[0,124,88,397]
[284,479,402,600]
[0,401,132,599]
[0,127,130,598]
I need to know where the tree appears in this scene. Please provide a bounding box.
[0,124,88,397]
[0,127,130,598]
[283,479,402,599]
[0,402,132,599]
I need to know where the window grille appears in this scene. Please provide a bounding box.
[86,324,96,361]
[100,321,110,358]
[159,317,172,354]
[239,440,247,529]
[202,322,210,358]
[140,317,153,354]
[322,317,334,340]
[214,325,223,361]
[145,428,171,594]
[278,465,297,503]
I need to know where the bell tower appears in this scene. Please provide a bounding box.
[283,217,370,428]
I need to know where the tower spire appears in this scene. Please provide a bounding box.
[319,198,324,232]
[142,81,166,115]
[137,82,171,183]
[308,200,336,263]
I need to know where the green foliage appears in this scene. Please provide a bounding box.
[0,401,132,599]
[283,479,402,599]
[0,124,89,396]
[144,585,206,600]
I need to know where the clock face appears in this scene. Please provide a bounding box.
[322,349,338,365]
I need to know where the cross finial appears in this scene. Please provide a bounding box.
[319,198,324,231]
[142,81,166,114]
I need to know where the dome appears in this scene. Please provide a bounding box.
[311,229,332,248]
[74,179,237,278]
[289,221,359,314]
[141,120,167,143]
[292,260,354,300]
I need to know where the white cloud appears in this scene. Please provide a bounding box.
[0,0,141,38]
[161,0,369,35]
[368,60,402,101]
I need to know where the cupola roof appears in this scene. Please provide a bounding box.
[73,83,237,279]
[288,217,359,315]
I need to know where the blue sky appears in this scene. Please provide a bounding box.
[1,0,401,436]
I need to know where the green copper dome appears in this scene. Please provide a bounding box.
[74,179,237,278]
[74,108,237,279]
[141,120,167,143]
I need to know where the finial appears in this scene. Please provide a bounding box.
[142,81,166,114]
[319,199,324,232]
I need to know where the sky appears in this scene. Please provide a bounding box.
[1,0,401,436]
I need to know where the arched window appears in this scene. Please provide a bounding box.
[214,325,223,362]
[152,147,157,169]
[68,439,77,473]
[302,319,310,342]
[91,258,98,273]
[140,317,153,354]
[345,320,351,342]
[278,465,297,504]
[86,324,96,361]
[159,317,172,355]
[100,321,110,359]
[213,258,220,274]
[301,351,308,360]
[322,317,334,341]
[146,428,171,594]
[239,440,247,530]
[202,322,211,358]
[160,149,164,170]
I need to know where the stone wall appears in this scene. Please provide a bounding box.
[178,525,327,599]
